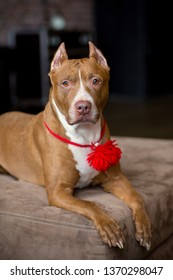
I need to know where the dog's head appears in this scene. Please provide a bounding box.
[49,42,110,125]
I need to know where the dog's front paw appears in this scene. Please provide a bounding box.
[134,211,152,251]
[95,214,125,248]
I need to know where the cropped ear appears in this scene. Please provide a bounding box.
[50,42,68,72]
[89,41,109,69]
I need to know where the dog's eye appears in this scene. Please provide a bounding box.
[92,78,100,85]
[61,80,69,87]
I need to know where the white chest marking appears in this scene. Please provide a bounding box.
[69,145,99,188]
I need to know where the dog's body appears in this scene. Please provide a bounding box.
[0,42,151,249]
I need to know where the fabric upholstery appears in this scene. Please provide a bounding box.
[0,137,173,259]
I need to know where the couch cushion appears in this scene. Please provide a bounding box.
[0,137,173,259]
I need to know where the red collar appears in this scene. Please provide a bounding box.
[44,120,106,148]
[43,120,122,172]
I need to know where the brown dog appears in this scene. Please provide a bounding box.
[0,42,151,250]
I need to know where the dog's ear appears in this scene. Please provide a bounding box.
[50,42,68,71]
[89,41,109,69]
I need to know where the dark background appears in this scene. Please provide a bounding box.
[0,0,173,139]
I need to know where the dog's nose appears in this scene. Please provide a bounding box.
[75,101,91,115]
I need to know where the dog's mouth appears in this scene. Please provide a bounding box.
[67,115,99,126]
[67,103,100,126]
[69,120,97,126]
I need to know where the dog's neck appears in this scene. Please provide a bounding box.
[51,98,102,145]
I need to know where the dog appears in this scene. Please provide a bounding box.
[0,42,151,250]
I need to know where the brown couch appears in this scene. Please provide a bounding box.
[0,137,173,259]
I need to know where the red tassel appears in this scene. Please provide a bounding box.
[87,140,122,172]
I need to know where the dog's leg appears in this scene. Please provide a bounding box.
[102,167,152,250]
[47,182,125,248]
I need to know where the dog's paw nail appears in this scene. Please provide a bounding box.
[140,238,143,246]
[108,240,112,248]
[116,241,124,249]
[119,240,124,249]
[116,242,121,249]
[146,243,151,251]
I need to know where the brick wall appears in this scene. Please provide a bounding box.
[0,0,94,45]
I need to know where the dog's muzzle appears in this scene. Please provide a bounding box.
[68,100,99,125]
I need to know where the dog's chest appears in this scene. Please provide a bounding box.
[68,145,99,188]
[51,98,101,188]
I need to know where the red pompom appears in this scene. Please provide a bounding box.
[87,140,122,172]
